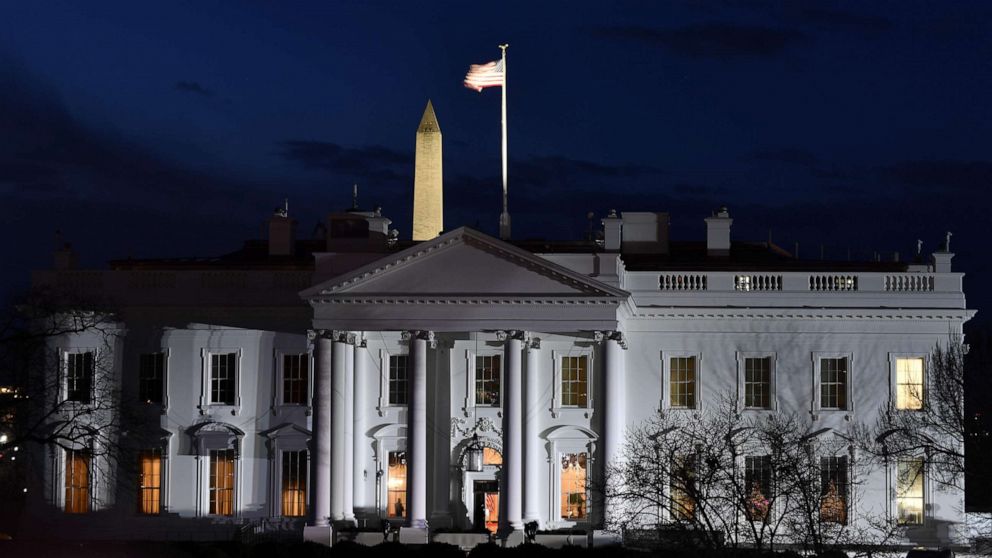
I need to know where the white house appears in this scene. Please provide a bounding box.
[22,203,974,548]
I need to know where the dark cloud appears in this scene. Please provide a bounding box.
[751,148,820,167]
[795,7,892,34]
[277,140,412,186]
[884,160,992,194]
[175,80,214,97]
[749,148,855,182]
[593,23,806,59]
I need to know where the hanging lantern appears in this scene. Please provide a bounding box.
[466,433,484,472]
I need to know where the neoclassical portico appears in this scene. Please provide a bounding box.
[301,227,631,540]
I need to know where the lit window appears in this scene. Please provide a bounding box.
[483,448,502,466]
[209,449,236,516]
[210,353,237,405]
[744,357,771,409]
[819,456,848,524]
[282,354,308,405]
[387,451,407,518]
[388,356,409,406]
[281,450,307,517]
[745,455,772,521]
[896,358,924,411]
[66,352,94,403]
[670,455,696,521]
[820,358,848,410]
[64,449,90,514]
[897,457,924,525]
[138,449,162,514]
[561,356,588,407]
[475,355,502,406]
[138,353,164,404]
[560,452,587,520]
[670,356,697,409]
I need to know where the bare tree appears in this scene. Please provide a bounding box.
[0,286,128,526]
[875,338,966,489]
[603,393,895,554]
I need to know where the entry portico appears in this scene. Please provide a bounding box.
[301,227,631,537]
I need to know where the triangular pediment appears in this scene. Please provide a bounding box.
[301,227,628,300]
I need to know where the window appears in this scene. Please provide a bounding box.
[561,356,588,408]
[66,352,94,403]
[744,357,771,409]
[897,457,924,525]
[281,450,307,517]
[475,355,502,406]
[820,456,848,524]
[282,353,308,405]
[387,451,407,518]
[138,449,162,514]
[820,357,848,410]
[210,353,237,405]
[745,455,772,521]
[670,454,696,521]
[64,449,90,514]
[670,356,697,409]
[388,355,409,406]
[560,452,588,520]
[209,449,236,516]
[138,353,165,404]
[483,448,502,466]
[896,357,924,411]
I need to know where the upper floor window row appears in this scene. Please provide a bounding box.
[656,353,927,413]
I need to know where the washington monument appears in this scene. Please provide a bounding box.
[412,100,443,240]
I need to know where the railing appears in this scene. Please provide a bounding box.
[632,270,961,300]
[659,274,707,291]
[735,274,782,292]
[884,274,934,292]
[808,275,858,292]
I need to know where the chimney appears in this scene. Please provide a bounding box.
[54,243,77,270]
[704,207,732,256]
[620,212,670,254]
[931,231,954,272]
[268,201,297,256]
[602,209,622,251]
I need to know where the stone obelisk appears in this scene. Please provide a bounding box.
[412,100,443,241]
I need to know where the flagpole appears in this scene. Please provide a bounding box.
[498,43,510,240]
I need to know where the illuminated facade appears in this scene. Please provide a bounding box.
[19,106,972,545]
[23,205,973,548]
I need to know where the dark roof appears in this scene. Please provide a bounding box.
[109,239,322,271]
[107,235,906,273]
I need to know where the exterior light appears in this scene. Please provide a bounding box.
[466,433,484,472]
[0,434,7,444]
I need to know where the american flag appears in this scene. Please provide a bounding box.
[463,60,504,92]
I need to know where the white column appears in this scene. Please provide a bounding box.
[602,331,626,526]
[500,330,524,531]
[344,337,356,522]
[310,330,333,526]
[353,337,370,515]
[330,332,349,521]
[408,330,432,528]
[523,335,542,525]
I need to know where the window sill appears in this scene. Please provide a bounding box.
[551,406,591,419]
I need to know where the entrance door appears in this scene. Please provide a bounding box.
[473,480,499,533]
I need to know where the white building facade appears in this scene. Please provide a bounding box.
[24,207,973,547]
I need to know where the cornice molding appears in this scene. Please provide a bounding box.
[631,308,975,321]
[309,296,621,306]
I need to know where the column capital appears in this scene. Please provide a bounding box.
[307,328,332,342]
[594,330,627,349]
[495,329,526,342]
[402,330,436,348]
[525,333,541,349]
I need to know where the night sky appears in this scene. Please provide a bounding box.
[2,1,991,323]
